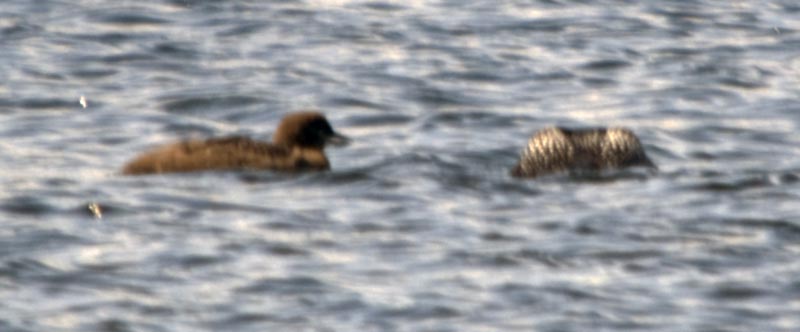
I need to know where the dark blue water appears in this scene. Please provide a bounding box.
[2,1,800,331]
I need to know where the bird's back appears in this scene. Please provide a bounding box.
[512,127,654,178]
[121,136,320,175]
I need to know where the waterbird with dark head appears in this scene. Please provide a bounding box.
[122,111,349,175]
[511,127,655,178]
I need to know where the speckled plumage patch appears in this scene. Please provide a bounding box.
[512,127,654,178]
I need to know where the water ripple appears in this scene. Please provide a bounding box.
[2,0,800,331]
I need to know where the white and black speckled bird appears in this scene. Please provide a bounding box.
[511,127,656,178]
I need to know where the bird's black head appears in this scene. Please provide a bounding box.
[273,111,349,149]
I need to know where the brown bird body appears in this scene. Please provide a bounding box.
[122,112,348,175]
[511,127,655,178]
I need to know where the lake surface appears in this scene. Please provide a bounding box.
[2,0,800,331]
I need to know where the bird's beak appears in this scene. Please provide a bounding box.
[326,132,350,147]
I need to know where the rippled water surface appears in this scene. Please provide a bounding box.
[2,0,800,331]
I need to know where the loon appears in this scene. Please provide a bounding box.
[511,127,655,178]
[122,111,348,175]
